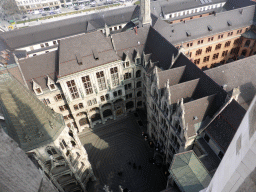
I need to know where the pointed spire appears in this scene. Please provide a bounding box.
[105,23,110,37]
[0,73,66,152]
[140,0,151,25]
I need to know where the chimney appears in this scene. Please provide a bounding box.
[92,49,99,60]
[134,26,138,35]
[75,53,82,65]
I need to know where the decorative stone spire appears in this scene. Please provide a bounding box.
[140,0,151,26]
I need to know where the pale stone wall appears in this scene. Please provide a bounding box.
[201,96,256,192]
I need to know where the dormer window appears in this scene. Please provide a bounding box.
[47,76,57,91]
[124,61,129,68]
[49,84,55,90]
[36,88,42,94]
[136,58,141,65]
[33,80,43,95]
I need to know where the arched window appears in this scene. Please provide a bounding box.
[46,147,58,156]
[136,81,142,88]
[241,49,247,56]
[137,91,142,97]
[71,140,76,147]
[244,40,251,47]
[136,70,141,78]
[62,139,67,148]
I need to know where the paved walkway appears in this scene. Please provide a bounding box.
[79,114,166,192]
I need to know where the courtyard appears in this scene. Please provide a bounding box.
[78,113,167,192]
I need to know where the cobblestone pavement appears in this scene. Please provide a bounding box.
[79,113,166,192]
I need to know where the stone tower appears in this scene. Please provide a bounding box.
[140,0,151,26]
[0,73,95,192]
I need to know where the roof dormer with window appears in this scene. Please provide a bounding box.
[32,79,43,95]
[123,53,131,68]
[47,75,57,91]
[134,49,141,65]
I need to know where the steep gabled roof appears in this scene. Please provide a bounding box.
[144,27,178,70]
[169,78,200,104]
[0,73,65,152]
[111,26,150,59]
[205,99,246,152]
[18,51,58,91]
[158,66,186,88]
[184,94,216,137]
[205,55,256,110]
[58,31,119,77]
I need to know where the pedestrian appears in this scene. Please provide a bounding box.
[142,132,144,136]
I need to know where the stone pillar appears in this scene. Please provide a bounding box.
[99,105,105,124]
[111,102,116,120]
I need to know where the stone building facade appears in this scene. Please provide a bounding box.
[15,0,61,12]
[0,73,95,192]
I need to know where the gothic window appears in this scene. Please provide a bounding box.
[110,67,119,86]
[55,94,64,101]
[106,94,110,100]
[59,104,68,112]
[82,75,93,95]
[124,72,132,80]
[137,81,142,88]
[101,95,105,102]
[62,139,67,148]
[126,93,132,99]
[244,40,251,47]
[46,147,58,156]
[42,98,50,105]
[136,70,141,78]
[67,80,79,99]
[96,71,107,91]
[125,83,132,90]
[137,91,142,97]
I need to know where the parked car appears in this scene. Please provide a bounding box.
[42,13,47,16]
[74,6,79,10]
[22,15,27,19]
[49,11,56,15]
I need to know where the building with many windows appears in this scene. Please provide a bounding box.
[15,0,61,12]
[0,0,255,191]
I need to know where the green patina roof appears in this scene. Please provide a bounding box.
[0,73,65,152]
[169,150,211,192]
